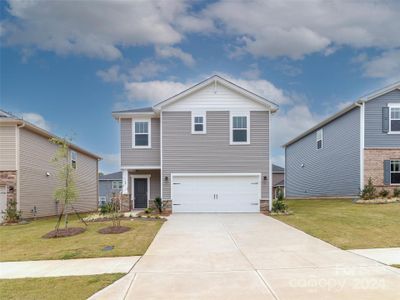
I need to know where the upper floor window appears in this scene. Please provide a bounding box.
[133,119,151,148]
[112,180,122,190]
[231,113,249,144]
[192,114,206,134]
[316,129,323,150]
[389,104,400,133]
[391,160,400,184]
[70,150,77,169]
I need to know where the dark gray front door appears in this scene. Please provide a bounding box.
[134,178,148,208]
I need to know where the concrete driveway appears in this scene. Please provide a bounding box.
[91,214,400,300]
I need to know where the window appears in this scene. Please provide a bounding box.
[112,181,122,190]
[231,114,249,144]
[391,160,400,184]
[389,104,400,133]
[70,150,77,169]
[192,114,206,134]
[316,129,323,149]
[133,119,151,148]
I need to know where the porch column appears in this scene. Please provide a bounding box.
[122,169,128,194]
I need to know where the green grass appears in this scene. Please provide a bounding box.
[0,273,124,300]
[0,215,163,261]
[272,199,400,250]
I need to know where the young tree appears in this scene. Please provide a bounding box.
[50,137,79,230]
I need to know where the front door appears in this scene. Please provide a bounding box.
[134,178,148,208]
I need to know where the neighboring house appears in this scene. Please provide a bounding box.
[283,82,400,198]
[0,109,101,220]
[272,164,285,199]
[99,171,122,205]
[112,75,279,213]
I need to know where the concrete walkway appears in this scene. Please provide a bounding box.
[0,256,140,279]
[349,248,400,265]
[90,214,400,300]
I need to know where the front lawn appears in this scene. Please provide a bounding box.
[0,273,124,300]
[272,199,400,250]
[0,215,163,261]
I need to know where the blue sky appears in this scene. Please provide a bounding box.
[1,0,399,173]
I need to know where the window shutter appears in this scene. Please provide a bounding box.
[383,160,391,185]
[382,107,389,133]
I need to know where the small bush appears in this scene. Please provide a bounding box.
[379,189,389,198]
[144,207,154,214]
[99,203,113,215]
[360,178,376,200]
[2,199,21,223]
[272,187,288,213]
[154,197,163,213]
[394,188,400,198]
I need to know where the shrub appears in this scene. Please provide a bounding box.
[379,189,389,198]
[394,188,400,198]
[99,203,113,215]
[272,187,288,213]
[154,197,163,213]
[2,199,21,223]
[144,207,154,214]
[360,178,376,200]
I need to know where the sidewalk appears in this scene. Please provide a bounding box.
[349,248,400,265]
[0,256,140,279]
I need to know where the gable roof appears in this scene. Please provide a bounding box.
[0,109,101,160]
[99,171,122,180]
[153,75,279,112]
[282,81,400,148]
[272,164,284,173]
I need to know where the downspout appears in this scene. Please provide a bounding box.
[16,121,26,212]
[355,102,365,192]
[268,111,273,211]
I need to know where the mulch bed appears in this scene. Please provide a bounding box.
[98,226,131,234]
[42,227,86,239]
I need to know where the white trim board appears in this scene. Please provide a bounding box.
[131,174,151,209]
[121,166,161,170]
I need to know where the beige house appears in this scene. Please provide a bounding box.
[0,109,101,220]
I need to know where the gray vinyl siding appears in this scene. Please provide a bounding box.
[365,89,400,148]
[19,128,98,218]
[162,111,270,199]
[99,180,121,202]
[0,125,17,171]
[286,107,360,197]
[128,169,161,201]
[120,118,160,166]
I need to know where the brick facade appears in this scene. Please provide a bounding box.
[0,171,17,206]
[364,148,400,194]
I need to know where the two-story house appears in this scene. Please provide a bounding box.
[112,75,279,213]
[284,82,400,198]
[0,109,100,220]
[98,171,122,205]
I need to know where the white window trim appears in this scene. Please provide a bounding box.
[70,150,77,169]
[131,174,151,208]
[316,128,323,150]
[112,180,122,190]
[390,160,400,185]
[191,112,206,134]
[132,118,152,148]
[230,112,250,145]
[388,103,400,134]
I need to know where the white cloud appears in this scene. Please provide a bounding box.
[124,80,191,104]
[361,49,400,81]
[336,101,354,111]
[130,60,167,81]
[21,112,51,131]
[155,46,196,67]
[99,153,120,174]
[204,0,400,59]
[96,65,124,83]
[2,0,201,60]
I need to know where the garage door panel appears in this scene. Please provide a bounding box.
[172,175,260,213]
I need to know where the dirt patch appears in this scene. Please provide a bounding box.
[42,227,86,239]
[98,226,131,234]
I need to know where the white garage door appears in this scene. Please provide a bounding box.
[172,174,260,213]
[0,186,7,222]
